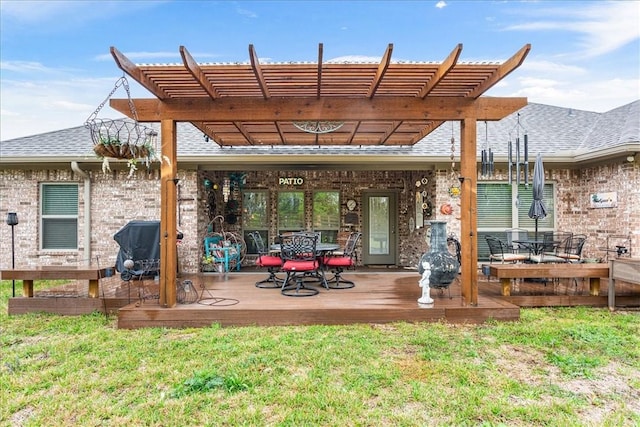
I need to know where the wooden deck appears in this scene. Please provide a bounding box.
[7,268,640,329]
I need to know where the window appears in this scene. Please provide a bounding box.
[242,191,269,254]
[477,182,554,260]
[41,183,78,250]
[312,191,339,243]
[277,191,304,235]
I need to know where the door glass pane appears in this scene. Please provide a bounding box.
[368,196,389,255]
[277,191,304,233]
[243,191,268,229]
[313,191,339,243]
[243,191,268,253]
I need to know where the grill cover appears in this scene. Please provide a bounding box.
[113,220,160,274]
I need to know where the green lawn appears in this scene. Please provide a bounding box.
[1,280,639,426]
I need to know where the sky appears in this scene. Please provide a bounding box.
[1,0,639,141]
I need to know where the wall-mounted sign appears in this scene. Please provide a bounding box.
[590,191,617,208]
[279,177,304,186]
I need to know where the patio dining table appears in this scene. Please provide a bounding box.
[270,242,341,292]
[513,239,545,255]
[513,239,559,256]
[269,243,340,256]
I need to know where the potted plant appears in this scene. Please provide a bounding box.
[201,254,218,272]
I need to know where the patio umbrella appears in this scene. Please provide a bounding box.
[528,153,547,240]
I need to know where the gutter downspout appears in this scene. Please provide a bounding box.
[71,162,91,266]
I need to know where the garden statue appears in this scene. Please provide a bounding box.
[417,260,433,305]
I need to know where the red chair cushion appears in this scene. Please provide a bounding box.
[282,260,318,271]
[257,255,282,268]
[324,256,353,268]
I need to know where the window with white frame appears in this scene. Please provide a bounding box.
[477,182,555,260]
[41,183,78,250]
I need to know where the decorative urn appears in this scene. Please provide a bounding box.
[418,220,460,290]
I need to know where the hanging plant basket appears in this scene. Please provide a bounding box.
[85,76,158,174]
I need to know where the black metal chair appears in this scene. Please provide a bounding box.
[248,231,283,288]
[279,233,327,297]
[557,234,587,263]
[486,235,529,264]
[323,232,361,289]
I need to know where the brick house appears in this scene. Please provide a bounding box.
[1,100,638,274]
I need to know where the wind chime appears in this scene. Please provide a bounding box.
[508,113,529,187]
[481,121,494,177]
[448,122,461,198]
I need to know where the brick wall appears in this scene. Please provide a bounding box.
[1,159,637,273]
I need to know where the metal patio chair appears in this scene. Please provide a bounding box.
[279,233,327,297]
[323,231,361,289]
[249,231,283,288]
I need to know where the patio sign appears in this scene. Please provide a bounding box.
[279,177,304,186]
[590,191,617,208]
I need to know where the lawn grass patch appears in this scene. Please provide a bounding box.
[1,280,639,425]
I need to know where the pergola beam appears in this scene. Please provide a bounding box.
[180,46,220,99]
[110,47,168,100]
[316,43,324,99]
[110,96,528,122]
[419,43,462,99]
[367,43,393,98]
[249,44,270,99]
[467,44,531,99]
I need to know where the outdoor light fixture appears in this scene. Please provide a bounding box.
[627,154,636,163]
[292,121,344,134]
[6,212,18,297]
[508,113,529,187]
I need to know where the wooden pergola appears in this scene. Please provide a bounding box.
[108,43,530,309]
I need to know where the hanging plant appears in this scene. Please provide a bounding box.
[85,76,159,177]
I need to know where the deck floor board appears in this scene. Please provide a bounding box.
[7,268,640,328]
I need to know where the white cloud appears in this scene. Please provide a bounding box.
[0,76,149,140]
[435,1,447,10]
[237,7,258,18]
[504,2,640,59]
[518,59,586,76]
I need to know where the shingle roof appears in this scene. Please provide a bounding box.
[1,100,638,167]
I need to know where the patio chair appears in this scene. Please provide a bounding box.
[486,235,529,264]
[279,233,327,297]
[248,231,283,288]
[323,231,361,289]
[557,234,587,263]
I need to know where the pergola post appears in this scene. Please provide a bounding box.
[159,119,178,308]
[459,118,479,306]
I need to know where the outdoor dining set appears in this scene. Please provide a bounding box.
[249,231,362,297]
[486,229,587,265]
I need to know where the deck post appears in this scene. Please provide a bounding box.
[460,118,479,306]
[159,119,178,308]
